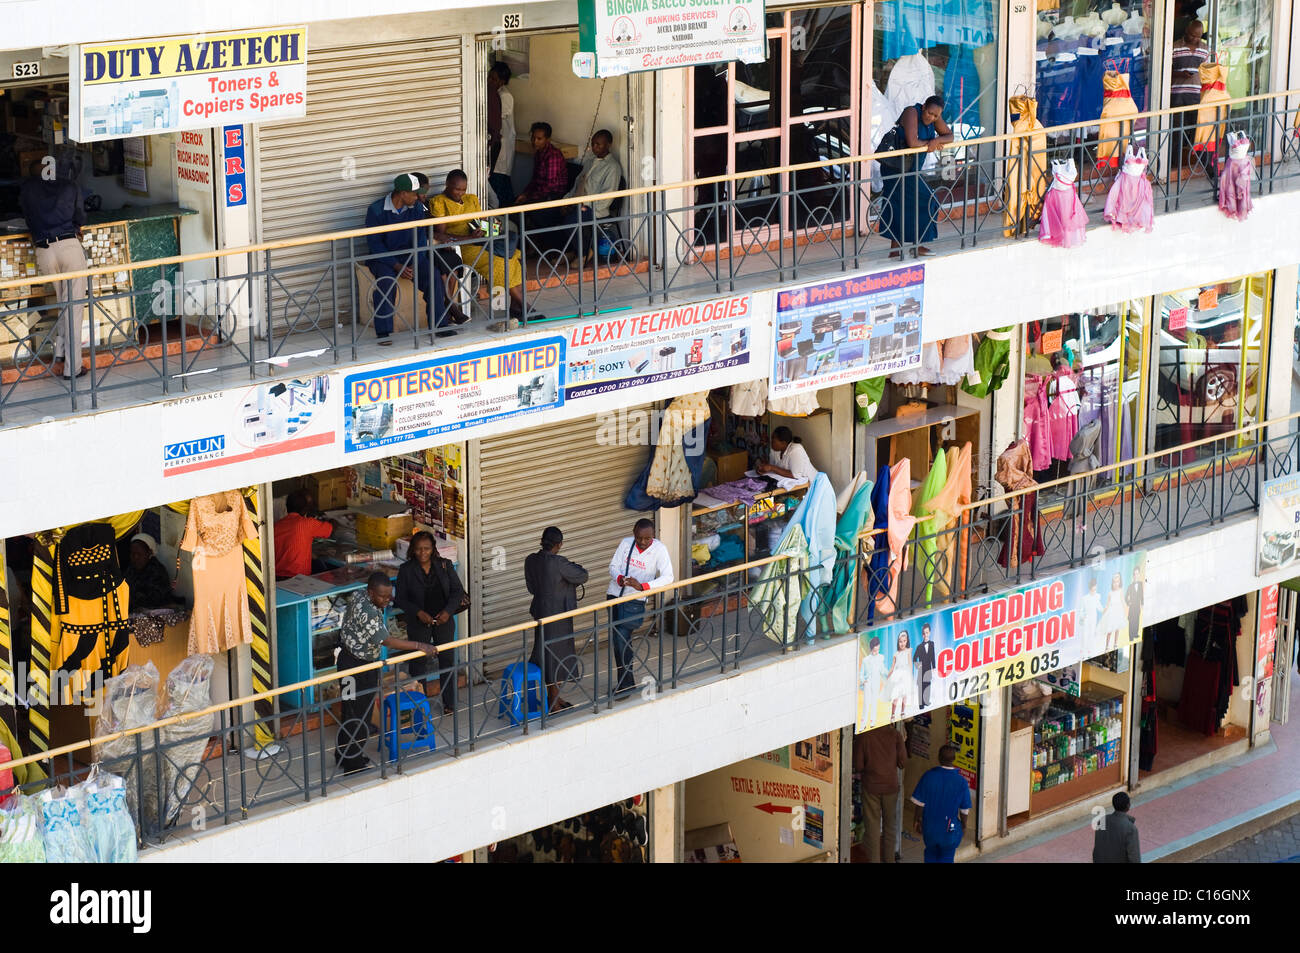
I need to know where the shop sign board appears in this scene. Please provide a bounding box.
[1257,473,1300,575]
[855,551,1147,733]
[770,265,925,399]
[1254,584,1279,727]
[343,337,566,454]
[563,294,756,403]
[575,0,765,78]
[949,699,979,794]
[69,27,307,143]
[222,125,248,207]
[161,375,336,477]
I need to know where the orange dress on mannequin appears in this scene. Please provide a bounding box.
[1192,61,1229,153]
[1096,71,1138,169]
[182,491,256,655]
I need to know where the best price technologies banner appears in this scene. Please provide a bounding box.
[856,552,1147,733]
[70,28,307,142]
[771,265,925,399]
[563,293,758,401]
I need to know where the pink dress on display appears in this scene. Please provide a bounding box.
[1218,132,1254,222]
[1103,147,1154,233]
[876,458,919,619]
[1023,375,1052,471]
[1047,367,1080,461]
[1038,158,1089,248]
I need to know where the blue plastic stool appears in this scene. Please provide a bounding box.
[382,690,437,760]
[497,662,546,726]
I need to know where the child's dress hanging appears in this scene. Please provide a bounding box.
[1218,131,1254,222]
[1039,158,1089,248]
[1103,146,1154,233]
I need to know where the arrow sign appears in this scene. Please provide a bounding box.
[754,802,793,815]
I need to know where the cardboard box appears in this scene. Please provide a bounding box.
[355,502,414,549]
[307,469,350,510]
[709,449,749,484]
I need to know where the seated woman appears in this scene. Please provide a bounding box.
[124,533,185,613]
[430,170,544,323]
[878,95,954,259]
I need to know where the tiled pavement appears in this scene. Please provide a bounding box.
[1196,812,1300,863]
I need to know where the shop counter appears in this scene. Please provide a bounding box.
[274,560,457,708]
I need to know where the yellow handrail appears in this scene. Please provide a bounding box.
[0,87,1296,293]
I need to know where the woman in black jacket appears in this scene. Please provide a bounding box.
[395,531,469,714]
[524,527,588,712]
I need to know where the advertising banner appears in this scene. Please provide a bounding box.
[343,337,565,454]
[1257,474,1300,575]
[576,0,766,79]
[70,28,307,142]
[161,375,335,477]
[1254,584,1279,729]
[856,552,1147,733]
[563,294,757,403]
[770,266,925,398]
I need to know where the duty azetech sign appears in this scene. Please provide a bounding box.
[70,28,307,142]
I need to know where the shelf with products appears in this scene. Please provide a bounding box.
[1012,682,1126,817]
[685,483,808,581]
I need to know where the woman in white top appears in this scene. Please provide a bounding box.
[758,426,818,484]
[1099,571,1126,652]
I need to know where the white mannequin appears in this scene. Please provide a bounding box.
[1101,1,1126,26]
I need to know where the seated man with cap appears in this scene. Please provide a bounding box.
[124,534,184,613]
[363,173,467,343]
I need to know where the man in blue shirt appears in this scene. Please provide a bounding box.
[910,743,971,863]
[363,173,462,343]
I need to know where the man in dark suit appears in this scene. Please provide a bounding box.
[914,623,937,707]
[1093,791,1141,863]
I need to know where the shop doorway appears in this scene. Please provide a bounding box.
[687,5,862,251]
[1138,593,1257,780]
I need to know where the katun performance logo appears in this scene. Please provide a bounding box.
[164,434,226,469]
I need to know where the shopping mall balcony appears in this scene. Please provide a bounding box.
[1,92,1299,429]
[6,412,1296,861]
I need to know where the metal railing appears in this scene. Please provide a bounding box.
[0,91,1297,421]
[2,411,1296,850]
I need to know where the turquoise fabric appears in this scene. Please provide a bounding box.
[823,481,875,633]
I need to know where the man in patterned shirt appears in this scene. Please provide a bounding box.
[517,122,569,205]
[335,572,438,774]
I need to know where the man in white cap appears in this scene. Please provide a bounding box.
[363,173,465,343]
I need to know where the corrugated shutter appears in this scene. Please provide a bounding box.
[252,37,462,331]
[473,411,654,633]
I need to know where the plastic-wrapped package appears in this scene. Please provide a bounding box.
[158,655,215,827]
[93,662,161,829]
[0,794,47,863]
[40,787,94,863]
[81,769,138,863]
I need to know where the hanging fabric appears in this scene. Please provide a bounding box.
[1218,131,1254,221]
[1023,374,1052,471]
[1192,58,1229,153]
[960,328,1012,398]
[646,392,710,503]
[1003,95,1048,237]
[994,439,1046,567]
[182,491,257,656]
[1039,158,1089,248]
[878,458,919,618]
[1047,365,1081,462]
[853,377,886,425]
[910,448,948,606]
[866,465,892,623]
[823,479,874,634]
[937,335,975,385]
[1103,146,1154,232]
[50,522,132,701]
[729,379,767,417]
[892,341,943,386]
[768,392,820,416]
[884,52,937,110]
[1095,71,1137,169]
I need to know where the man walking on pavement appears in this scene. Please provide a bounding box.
[911,743,971,863]
[19,157,89,380]
[854,724,908,862]
[1092,791,1141,863]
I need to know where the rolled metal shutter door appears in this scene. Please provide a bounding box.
[472,411,654,634]
[252,37,462,334]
